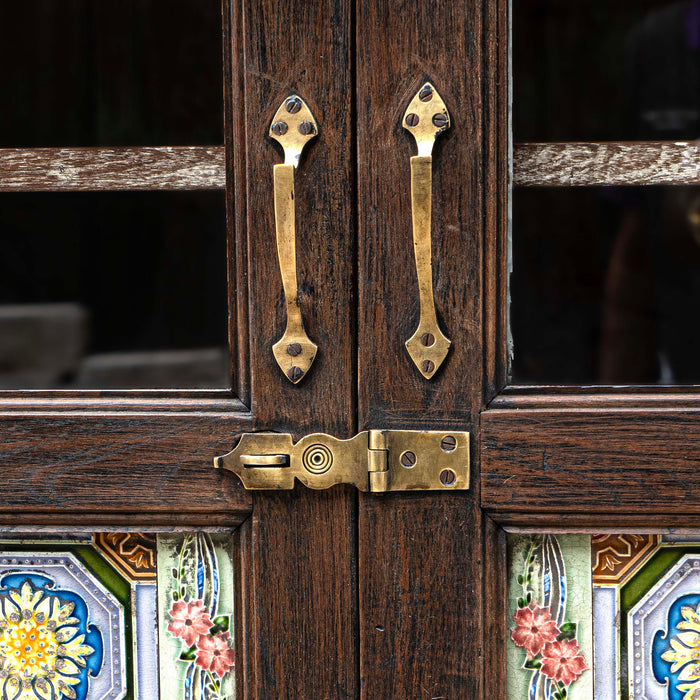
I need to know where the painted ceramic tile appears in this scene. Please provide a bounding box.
[508,534,593,700]
[508,534,700,700]
[0,531,234,700]
[157,533,235,700]
[591,534,700,700]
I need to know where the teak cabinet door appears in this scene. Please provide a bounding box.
[0,0,553,697]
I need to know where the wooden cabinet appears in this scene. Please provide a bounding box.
[2,0,697,697]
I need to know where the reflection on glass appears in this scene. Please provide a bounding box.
[0,1,223,147]
[512,186,700,384]
[515,0,700,141]
[0,192,228,389]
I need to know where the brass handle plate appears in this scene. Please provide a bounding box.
[402,82,452,379]
[215,430,470,492]
[269,96,319,384]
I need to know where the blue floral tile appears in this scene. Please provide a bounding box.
[0,532,234,700]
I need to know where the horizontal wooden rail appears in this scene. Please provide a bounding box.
[514,142,700,187]
[0,146,226,191]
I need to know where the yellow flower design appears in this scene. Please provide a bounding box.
[0,580,95,700]
[662,604,700,700]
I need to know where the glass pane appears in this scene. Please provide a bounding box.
[514,0,700,141]
[0,1,223,147]
[0,191,228,389]
[0,531,235,699]
[512,186,700,385]
[507,533,700,700]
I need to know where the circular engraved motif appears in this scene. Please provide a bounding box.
[302,444,333,475]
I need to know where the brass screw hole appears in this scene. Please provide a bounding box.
[440,435,456,452]
[421,333,435,347]
[418,85,434,102]
[400,451,416,469]
[271,121,288,136]
[287,366,304,382]
[405,113,419,127]
[285,97,302,114]
[439,469,456,486]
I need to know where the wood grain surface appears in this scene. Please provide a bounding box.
[0,413,252,526]
[483,516,507,698]
[484,0,511,402]
[482,409,700,519]
[359,493,481,698]
[490,387,700,410]
[514,142,700,187]
[0,146,225,191]
[230,0,358,696]
[357,7,482,426]
[356,0,484,696]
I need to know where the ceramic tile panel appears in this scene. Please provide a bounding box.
[0,531,234,700]
[508,534,593,700]
[508,534,700,700]
[157,533,235,700]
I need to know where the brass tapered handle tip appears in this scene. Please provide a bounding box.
[405,324,451,378]
[272,334,318,384]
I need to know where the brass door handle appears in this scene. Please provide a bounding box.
[402,83,452,379]
[269,95,319,384]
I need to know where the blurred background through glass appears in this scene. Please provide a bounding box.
[512,0,700,384]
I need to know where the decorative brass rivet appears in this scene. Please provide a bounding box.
[421,333,435,347]
[287,366,304,382]
[440,435,457,452]
[439,468,456,486]
[432,113,448,128]
[298,121,314,135]
[400,451,417,468]
[286,343,302,356]
[285,97,302,114]
[302,443,333,474]
[418,85,434,102]
[422,360,435,374]
[405,113,419,127]
[271,121,288,136]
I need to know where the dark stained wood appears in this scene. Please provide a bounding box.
[241,489,357,699]
[484,0,510,403]
[222,0,250,406]
[483,516,507,700]
[230,0,358,696]
[0,413,252,526]
[355,0,484,696]
[482,409,700,516]
[359,493,482,698]
[357,5,482,426]
[233,516,255,696]
[490,387,700,410]
[0,392,247,412]
[0,147,225,191]
[493,513,700,530]
[515,142,700,187]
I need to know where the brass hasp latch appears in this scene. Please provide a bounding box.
[215,430,470,492]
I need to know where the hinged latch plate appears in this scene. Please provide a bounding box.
[214,430,470,492]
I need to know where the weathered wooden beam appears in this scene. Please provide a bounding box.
[0,146,225,191]
[514,142,700,186]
